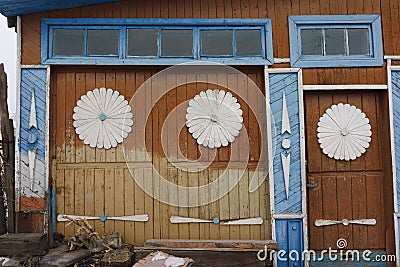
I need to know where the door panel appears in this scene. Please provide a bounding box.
[50,66,271,245]
[305,91,393,256]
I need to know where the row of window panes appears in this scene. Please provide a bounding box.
[300,27,370,56]
[53,28,262,57]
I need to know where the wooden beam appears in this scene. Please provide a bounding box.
[0,63,15,233]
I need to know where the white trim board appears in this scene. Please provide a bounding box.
[302,84,387,90]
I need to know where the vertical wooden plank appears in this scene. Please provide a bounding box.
[144,167,154,242]
[305,94,322,172]
[94,169,105,236]
[366,174,385,249]
[168,0,177,18]
[249,170,261,239]
[240,0,250,18]
[363,93,381,170]
[229,169,240,239]
[123,168,135,244]
[64,169,75,238]
[307,175,323,250]
[56,73,66,164]
[56,170,65,235]
[219,169,229,239]
[187,170,200,239]
[104,169,115,235]
[336,175,354,248]
[352,174,368,249]
[114,168,125,238]
[208,0,217,18]
[199,169,210,239]
[178,167,190,239]
[209,168,220,240]
[239,170,250,240]
[232,0,241,18]
[85,73,96,163]
[322,176,338,248]
[223,0,233,18]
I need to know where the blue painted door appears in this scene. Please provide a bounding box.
[304,91,395,266]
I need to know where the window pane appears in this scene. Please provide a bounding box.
[161,29,193,57]
[53,29,84,56]
[348,28,370,55]
[201,30,233,56]
[87,29,118,56]
[300,29,323,56]
[236,29,261,56]
[325,28,345,55]
[128,28,158,56]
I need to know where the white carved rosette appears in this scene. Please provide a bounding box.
[317,103,372,161]
[73,88,133,149]
[186,89,243,149]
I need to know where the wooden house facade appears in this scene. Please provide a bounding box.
[1,0,400,266]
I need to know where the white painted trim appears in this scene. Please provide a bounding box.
[298,70,308,266]
[273,214,305,219]
[15,16,22,216]
[389,66,400,71]
[265,68,308,267]
[21,65,49,69]
[303,84,388,91]
[264,66,276,242]
[267,67,300,74]
[384,55,400,60]
[388,65,400,266]
[274,58,291,64]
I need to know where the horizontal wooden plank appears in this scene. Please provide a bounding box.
[144,239,278,251]
[0,233,47,256]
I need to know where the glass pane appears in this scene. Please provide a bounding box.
[300,29,323,56]
[236,29,261,56]
[87,29,118,56]
[348,28,370,55]
[201,30,233,56]
[325,28,345,55]
[53,29,84,56]
[161,29,193,57]
[128,28,158,56]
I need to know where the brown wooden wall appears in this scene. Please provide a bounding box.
[21,0,400,84]
[50,65,270,244]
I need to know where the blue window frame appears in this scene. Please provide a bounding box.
[41,18,274,65]
[288,15,383,68]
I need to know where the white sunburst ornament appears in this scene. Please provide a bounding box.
[317,103,372,161]
[73,88,133,149]
[186,89,243,149]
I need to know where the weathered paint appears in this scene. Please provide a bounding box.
[18,67,48,209]
[275,219,303,267]
[390,70,400,211]
[269,72,302,213]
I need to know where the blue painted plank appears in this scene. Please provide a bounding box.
[0,0,119,16]
[391,71,400,211]
[269,73,303,214]
[20,68,47,161]
[276,219,304,267]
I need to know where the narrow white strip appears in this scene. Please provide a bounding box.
[170,216,212,224]
[281,153,291,199]
[57,214,149,222]
[223,217,263,225]
[274,58,291,64]
[28,149,36,191]
[29,88,37,129]
[315,218,376,227]
[281,92,291,134]
[303,84,387,90]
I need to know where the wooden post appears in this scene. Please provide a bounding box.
[0,63,16,233]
